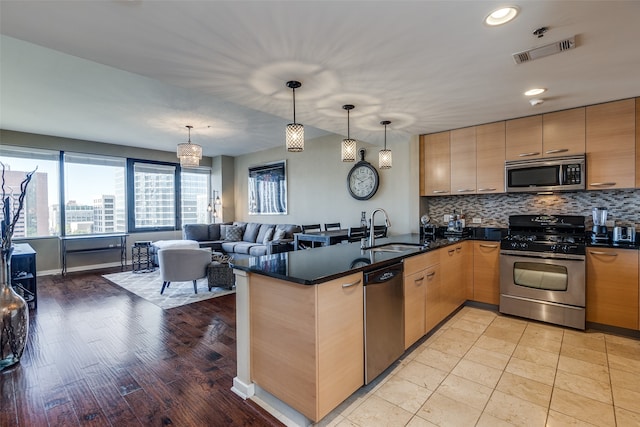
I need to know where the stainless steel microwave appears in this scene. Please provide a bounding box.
[505,155,585,193]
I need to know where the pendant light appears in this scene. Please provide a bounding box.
[208,190,222,222]
[285,80,304,152]
[341,104,356,162]
[379,120,392,169]
[177,125,202,167]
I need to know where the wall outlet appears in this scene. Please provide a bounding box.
[472,217,482,224]
[606,219,615,227]
[443,214,451,222]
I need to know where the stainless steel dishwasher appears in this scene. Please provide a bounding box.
[364,262,404,384]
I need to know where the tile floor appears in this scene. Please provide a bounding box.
[317,307,640,427]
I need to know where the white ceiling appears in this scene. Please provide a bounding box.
[1,1,639,158]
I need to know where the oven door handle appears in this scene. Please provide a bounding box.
[500,249,585,261]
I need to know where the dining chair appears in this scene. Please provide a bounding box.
[324,222,341,231]
[347,226,368,243]
[299,224,322,249]
[373,225,388,238]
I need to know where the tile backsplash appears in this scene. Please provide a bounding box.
[421,189,640,228]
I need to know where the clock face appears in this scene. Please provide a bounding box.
[347,161,379,200]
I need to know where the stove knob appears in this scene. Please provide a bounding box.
[511,242,519,249]
[550,244,557,252]
[520,242,528,250]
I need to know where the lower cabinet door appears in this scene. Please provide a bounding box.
[587,248,639,329]
[404,270,427,349]
[425,265,442,332]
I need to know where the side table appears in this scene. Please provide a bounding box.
[131,241,155,273]
[207,261,235,290]
[11,243,37,310]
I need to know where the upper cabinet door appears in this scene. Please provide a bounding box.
[542,107,585,157]
[476,122,505,193]
[420,132,451,196]
[586,98,636,190]
[505,115,542,161]
[450,127,476,194]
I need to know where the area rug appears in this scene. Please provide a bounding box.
[103,269,235,309]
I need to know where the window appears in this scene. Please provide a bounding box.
[128,160,178,232]
[0,146,60,238]
[3,146,209,237]
[63,153,126,235]
[181,168,210,225]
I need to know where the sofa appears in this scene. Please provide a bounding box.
[182,222,301,258]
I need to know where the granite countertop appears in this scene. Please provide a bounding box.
[230,229,505,285]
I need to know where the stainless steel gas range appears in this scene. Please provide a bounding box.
[499,215,586,330]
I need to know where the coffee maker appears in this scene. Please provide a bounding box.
[592,207,609,243]
[420,214,437,240]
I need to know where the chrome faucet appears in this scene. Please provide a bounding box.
[368,208,391,248]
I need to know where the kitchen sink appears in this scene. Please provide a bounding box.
[369,243,423,253]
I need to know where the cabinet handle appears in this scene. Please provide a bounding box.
[477,188,497,192]
[545,148,569,154]
[342,279,362,288]
[432,190,449,194]
[456,246,462,252]
[456,189,475,193]
[589,251,618,257]
[479,244,498,248]
[518,152,540,157]
[426,272,436,278]
[448,249,455,255]
[589,182,616,187]
[415,276,425,284]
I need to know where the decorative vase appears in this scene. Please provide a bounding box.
[0,246,29,370]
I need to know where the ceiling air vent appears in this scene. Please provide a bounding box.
[512,36,576,64]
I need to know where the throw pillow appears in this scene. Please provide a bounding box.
[273,228,287,241]
[226,225,243,242]
[262,227,274,244]
[243,222,261,243]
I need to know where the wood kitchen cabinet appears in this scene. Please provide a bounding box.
[440,242,469,317]
[636,97,640,188]
[587,248,639,330]
[424,264,442,333]
[542,107,585,157]
[250,272,363,421]
[586,98,636,190]
[472,241,500,305]
[404,251,439,348]
[476,121,505,194]
[450,127,476,194]
[420,131,451,196]
[505,115,543,161]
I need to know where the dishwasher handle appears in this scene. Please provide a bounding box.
[364,264,403,285]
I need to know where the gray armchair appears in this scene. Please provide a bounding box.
[158,248,211,295]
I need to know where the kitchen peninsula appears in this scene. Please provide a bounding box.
[229,234,477,425]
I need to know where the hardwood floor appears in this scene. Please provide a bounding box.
[0,268,283,427]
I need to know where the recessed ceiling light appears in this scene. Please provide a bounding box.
[485,6,519,26]
[524,88,547,96]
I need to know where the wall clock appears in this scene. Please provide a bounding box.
[347,149,379,200]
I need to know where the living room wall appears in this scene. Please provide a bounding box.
[233,133,420,235]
